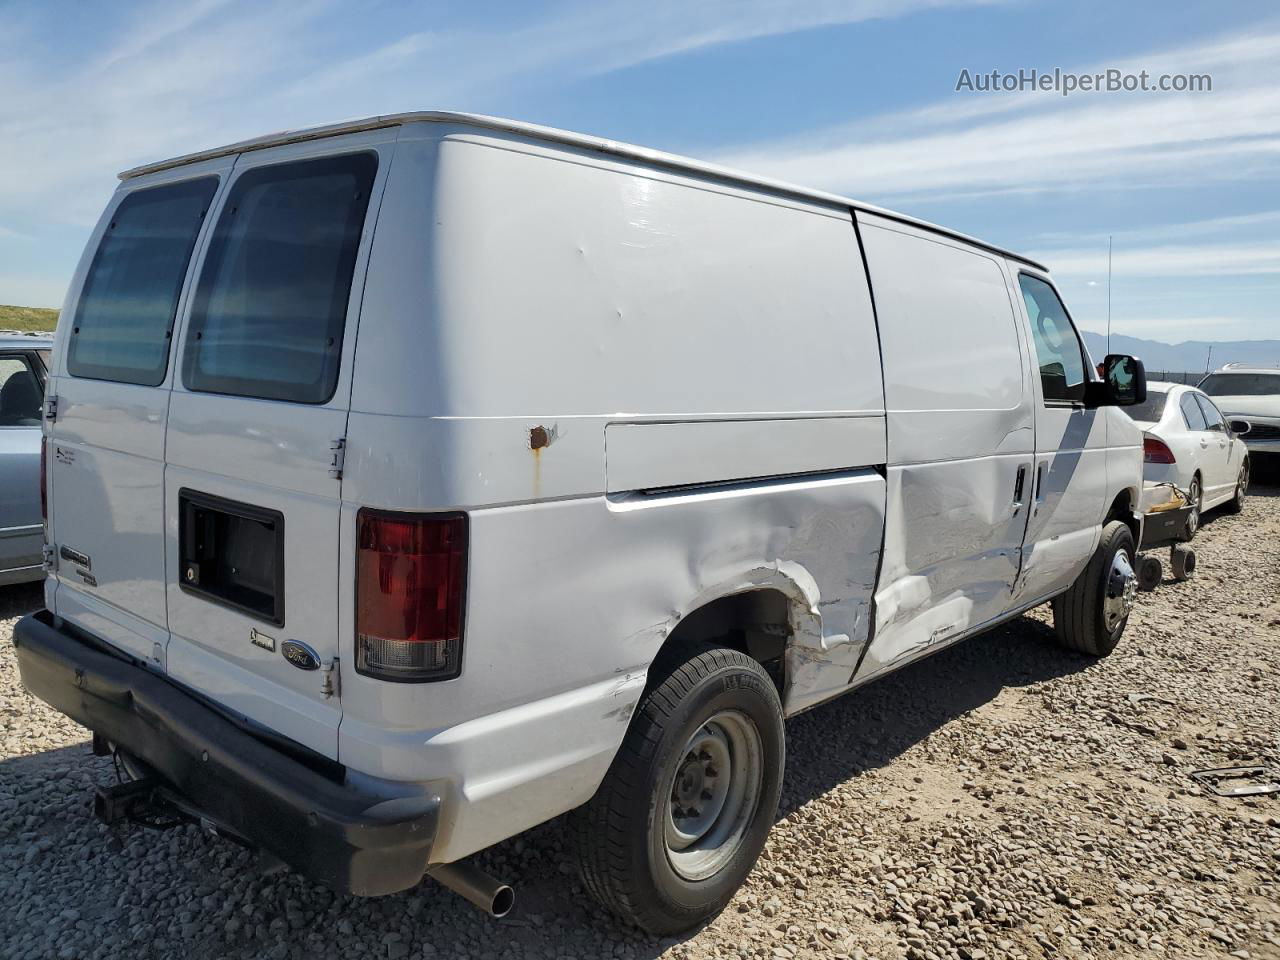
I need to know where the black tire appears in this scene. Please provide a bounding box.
[572,641,784,935]
[1222,460,1249,515]
[1182,475,1202,540]
[1051,520,1137,657]
[1136,555,1162,592]
[1170,543,1197,581]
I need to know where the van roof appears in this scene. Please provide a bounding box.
[118,110,1048,272]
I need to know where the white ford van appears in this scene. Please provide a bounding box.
[17,112,1147,933]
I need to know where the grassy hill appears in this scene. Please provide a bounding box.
[0,305,59,333]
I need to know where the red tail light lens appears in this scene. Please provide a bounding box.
[356,510,467,682]
[40,436,48,523]
[1143,436,1176,464]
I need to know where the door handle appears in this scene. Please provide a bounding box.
[1012,464,1028,514]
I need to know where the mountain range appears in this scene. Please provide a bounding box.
[1081,332,1280,374]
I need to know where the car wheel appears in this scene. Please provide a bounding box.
[1222,461,1249,515]
[572,641,784,935]
[1051,520,1137,657]
[1183,476,1202,539]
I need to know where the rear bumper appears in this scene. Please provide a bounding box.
[13,611,440,896]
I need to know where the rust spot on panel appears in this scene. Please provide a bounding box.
[529,425,552,450]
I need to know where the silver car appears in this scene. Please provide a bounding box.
[1199,363,1280,458]
[0,333,51,585]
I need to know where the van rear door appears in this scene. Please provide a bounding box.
[48,160,230,663]
[163,132,394,759]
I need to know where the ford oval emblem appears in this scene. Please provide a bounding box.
[281,640,321,671]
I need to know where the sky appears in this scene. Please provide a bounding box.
[1,0,1277,341]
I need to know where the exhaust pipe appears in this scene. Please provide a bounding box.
[427,860,514,917]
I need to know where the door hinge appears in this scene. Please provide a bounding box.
[320,658,340,699]
[44,395,59,422]
[328,438,346,480]
[42,543,56,571]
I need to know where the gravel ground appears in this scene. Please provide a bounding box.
[2,467,1278,960]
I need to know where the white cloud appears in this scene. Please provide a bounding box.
[711,22,1280,202]
[0,0,999,229]
[1033,241,1280,279]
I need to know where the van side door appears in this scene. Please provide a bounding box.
[1013,271,1109,602]
[853,214,1035,681]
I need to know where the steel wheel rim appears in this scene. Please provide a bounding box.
[1186,480,1201,535]
[664,710,763,881]
[1103,548,1137,632]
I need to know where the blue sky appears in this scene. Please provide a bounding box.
[1,0,1277,340]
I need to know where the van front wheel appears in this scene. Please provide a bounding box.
[1051,520,1137,657]
[572,642,784,935]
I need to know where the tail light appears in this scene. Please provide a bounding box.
[356,510,467,682]
[1143,436,1176,464]
[40,436,48,523]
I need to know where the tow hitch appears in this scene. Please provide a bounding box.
[93,777,189,830]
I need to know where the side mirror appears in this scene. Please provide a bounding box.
[1229,419,1252,436]
[1095,353,1146,407]
[1085,354,1146,407]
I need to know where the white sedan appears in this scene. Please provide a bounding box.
[1129,382,1250,539]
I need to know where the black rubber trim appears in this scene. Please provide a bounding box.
[13,611,440,896]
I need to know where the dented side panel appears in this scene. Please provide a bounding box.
[338,472,885,861]
[853,214,1036,683]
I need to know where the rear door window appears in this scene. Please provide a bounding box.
[68,178,218,385]
[1194,392,1226,432]
[182,153,378,404]
[1180,392,1208,431]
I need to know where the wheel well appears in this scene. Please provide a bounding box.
[1105,489,1140,543]
[651,590,790,696]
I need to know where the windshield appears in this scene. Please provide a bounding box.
[1124,389,1168,423]
[1199,372,1280,397]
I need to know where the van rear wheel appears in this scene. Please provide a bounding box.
[1051,520,1137,657]
[572,642,784,935]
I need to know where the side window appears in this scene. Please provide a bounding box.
[1194,393,1225,432]
[0,354,43,426]
[1180,393,1208,431]
[68,177,218,385]
[1018,274,1087,403]
[183,153,378,404]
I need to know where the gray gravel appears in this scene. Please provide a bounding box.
[3,468,1278,960]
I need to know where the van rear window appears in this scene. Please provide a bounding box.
[182,153,377,404]
[68,177,218,385]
